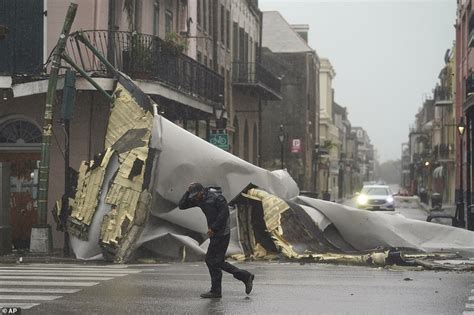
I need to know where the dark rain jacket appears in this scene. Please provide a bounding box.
[178,187,230,237]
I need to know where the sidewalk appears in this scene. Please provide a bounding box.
[0,248,83,265]
[421,202,456,216]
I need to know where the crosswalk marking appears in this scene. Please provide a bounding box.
[0,303,40,310]
[0,295,61,301]
[464,312,474,315]
[0,280,99,286]
[14,264,133,270]
[0,288,80,294]
[469,296,474,301]
[0,271,128,276]
[0,267,141,274]
[0,264,143,311]
[466,303,474,308]
[0,276,114,281]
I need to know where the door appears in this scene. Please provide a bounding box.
[0,116,42,249]
[0,153,39,249]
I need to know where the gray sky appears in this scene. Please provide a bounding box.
[259,0,456,162]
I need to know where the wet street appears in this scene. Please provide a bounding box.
[0,262,469,314]
[343,198,429,222]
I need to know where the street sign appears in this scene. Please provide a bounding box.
[291,139,301,153]
[209,131,229,150]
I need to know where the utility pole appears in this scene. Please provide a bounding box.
[60,69,76,257]
[31,3,78,253]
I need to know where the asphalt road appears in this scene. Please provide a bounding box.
[0,262,471,314]
[343,197,429,222]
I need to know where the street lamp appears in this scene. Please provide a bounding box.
[457,117,466,228]
[214,106,227,130]
[279,124,284,169]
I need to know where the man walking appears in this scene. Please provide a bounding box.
[179,183,254,298]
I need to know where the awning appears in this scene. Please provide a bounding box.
[433,165,444,178]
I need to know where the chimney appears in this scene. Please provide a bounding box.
[291,24,309,43]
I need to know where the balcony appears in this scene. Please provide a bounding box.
[232,62,282,100]
[433,86,452,107]
[464,72,474,111]
[66,30,224,106]
[469,29,474,48]
[433,143,455,162]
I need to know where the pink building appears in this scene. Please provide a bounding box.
[0,0,224,249]
[456,0,474,229]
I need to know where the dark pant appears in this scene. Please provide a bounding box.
[205,234,250,294]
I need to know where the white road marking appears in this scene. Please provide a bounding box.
[21,264,132,269]
[469,296,474,301]
[0,288,80,294]
[0,276,113,281]
[0,264,143,311]
[0,281,98,287]
[464,311,474,315]
[0,295,62,301]
[466,303,474,308]
[0,303,40,309]
[0,267,141,274]
[0,271,127,276]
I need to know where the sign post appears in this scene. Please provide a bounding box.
[291,139,301,153]
[209,130,229,151]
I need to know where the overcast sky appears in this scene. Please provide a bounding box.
[259,0,456,162]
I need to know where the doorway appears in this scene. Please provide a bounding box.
[0,116,41,249]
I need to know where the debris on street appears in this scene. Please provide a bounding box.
[64,73,474,271]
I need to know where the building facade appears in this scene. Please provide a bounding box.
[456,0,474,228]
[0,0,225,248]
[260,12,320,192]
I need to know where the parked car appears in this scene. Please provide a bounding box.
[356,185,395,211]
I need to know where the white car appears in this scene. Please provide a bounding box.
[356,185,395,211]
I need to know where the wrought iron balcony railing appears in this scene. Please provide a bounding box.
[232,61,281,100]
[66,30,224,105]
[466,72,474,99]
[433,143,454,161]
[433,86,452,105]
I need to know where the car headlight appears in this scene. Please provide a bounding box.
[386,196,394,203]
[357,195,368,205]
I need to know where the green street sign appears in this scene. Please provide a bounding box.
[209,132,229,150]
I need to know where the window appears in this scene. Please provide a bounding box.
[233,22,239,62]
[226,10,230,49]
[197,51,202,63]
[165,10,173,34]
[203,0,208,31]
[0,119,41,144]
[244,120,249,161]
[208,0,213,36]
[153,0,160,36]
[134,0,141,32]
[197,0,201,26]
[220,5,225,44]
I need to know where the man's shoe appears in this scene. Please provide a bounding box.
[200,291,222,298]
[244,274,254,294]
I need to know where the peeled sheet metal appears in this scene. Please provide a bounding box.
[69,81,155,261]
[70,152,119,260]
[69,73,299,262]
[295,196,474,258]
[147,115,299,213]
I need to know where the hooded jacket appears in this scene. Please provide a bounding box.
[178,187,230,237]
